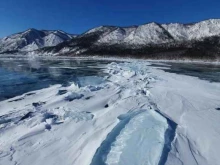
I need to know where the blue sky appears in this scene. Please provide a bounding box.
[0,0,220,37]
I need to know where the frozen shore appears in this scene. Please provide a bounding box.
[0,60,220,165]
[1,54,220,65]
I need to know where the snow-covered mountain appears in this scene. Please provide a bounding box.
[1,19,220,60]
[0,28,76,53]
[33,19,220,60]
[82,19,220,45]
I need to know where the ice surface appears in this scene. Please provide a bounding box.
[148,65,220,165]
[105,110,168,165]
[0,59,220,165]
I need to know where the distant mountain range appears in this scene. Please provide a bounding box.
[1,19,220,60]
[0,29,76,53]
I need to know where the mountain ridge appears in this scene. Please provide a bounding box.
[0,28,76,53]
[1,19,220,60]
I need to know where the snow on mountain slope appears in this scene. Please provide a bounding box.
[160,23,190,41]
[86,19,220,46]
[162,19,220,41]
[124,22,173,45]
[43,33,66,47]
[2,19,220,56]
[37,18,220,57]
[0,29,74,53]
[97,23,174,45]
[84,26,117,36]
[97,27,127,44]
[84,23,174,46]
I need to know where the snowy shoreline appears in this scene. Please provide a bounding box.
[0,59,220,165]
[1,54,220,65]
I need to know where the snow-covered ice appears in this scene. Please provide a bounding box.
[91,110,172,165]
[0,59,220,165]
[148,66,220,165]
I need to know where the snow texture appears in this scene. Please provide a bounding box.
[0,59,220,165]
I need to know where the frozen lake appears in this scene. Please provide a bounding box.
[1,57,219,101]
[0,57,112,101]
[151,62,220,82]
[0,57,220,165]
[1,57,220,101]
